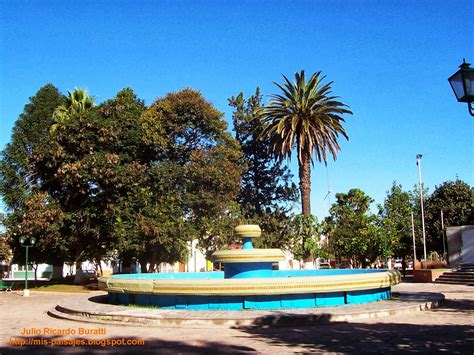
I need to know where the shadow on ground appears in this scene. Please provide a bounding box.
[239,321,473,353]
[3,296,473,353]
[2,336,256,354]
[238,298,474,353]
[89,294,109,304]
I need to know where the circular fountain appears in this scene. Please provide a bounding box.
[99,224,400,310]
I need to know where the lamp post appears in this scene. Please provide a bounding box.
[416,154,428,268]
[19,236,36,297]
[411,211,417,267]
[448,59,474,116]
[441,210,447,260]
[323,190,332,246]
[323,190,332,218]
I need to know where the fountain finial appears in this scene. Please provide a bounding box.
[235,224,261,249]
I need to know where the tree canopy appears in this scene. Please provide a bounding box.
[0,84,65,210]
[378,182,414,259]
[229,88,299,250]
[261,70,352,216]
[1,85,244,273]
[327,189,383,268]
[425,179,474,253]
[2,83,471,274]
[229,88,298,217]
[0,84,67,273]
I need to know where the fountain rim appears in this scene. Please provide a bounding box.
[210,248,285,263]
[99,270,401,296]
[234,224,261,238]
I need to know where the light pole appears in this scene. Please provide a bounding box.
[411,211,417,267]
[441,210,447,260]
[323,190,332,246]
[416,154,428,268]
[323,190,332,218]
[19,236,36,297]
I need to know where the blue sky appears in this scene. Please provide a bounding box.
[1,0,473,219]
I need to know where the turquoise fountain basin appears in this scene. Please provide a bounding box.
[100,269,400,310]
[99,224,400,310]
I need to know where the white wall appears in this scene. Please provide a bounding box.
[461,228,474,264]
[447,225,474,267]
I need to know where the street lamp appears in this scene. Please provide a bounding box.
[411,211,417,266]
[19,236,36,297]
[323,190,332,246]
[416,154,428,268]
[323,190,332,218]
[448,59,474,116]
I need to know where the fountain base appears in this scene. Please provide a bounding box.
[107,287,391,310]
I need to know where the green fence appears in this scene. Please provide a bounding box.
[13,271,35,279]
[12,271,52,279]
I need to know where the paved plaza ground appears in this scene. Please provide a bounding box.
[0,281,472,354]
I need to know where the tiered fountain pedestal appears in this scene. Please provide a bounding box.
[211,224,285,278]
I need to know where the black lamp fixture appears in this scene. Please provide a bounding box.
[448,59,474,116]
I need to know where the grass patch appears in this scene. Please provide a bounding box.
[30,284,96,293]
[127,304,161,309]
[389,292,400,300]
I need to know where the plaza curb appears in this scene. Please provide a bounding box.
[47,291,445,328]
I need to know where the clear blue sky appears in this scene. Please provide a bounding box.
[1,0,473,220]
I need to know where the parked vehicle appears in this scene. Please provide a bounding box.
[336,262,351,269]
[318,262,331,269]
[394,259,403,269]
[81,270,98,282]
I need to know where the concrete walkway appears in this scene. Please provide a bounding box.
[48,289,444,327]
[0,282,473,353]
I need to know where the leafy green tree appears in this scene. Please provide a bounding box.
[253,208,295,251]
[229,88,298,217]
[425,179,474,253]
[0,84,65,210]
[196,202,242,259]
[327,189,383,268]
[285,214,323,263]
[140,89,245,260]
[0,236,11,263]
[0,84,66,276]
[50,88,96,133]
[229,88,299,251]
[261,70,352,216]
[31,88,146,277]
[378,182,414,260]
[4,86,244,276]
[5,192,66,271]
[0,214,12,263]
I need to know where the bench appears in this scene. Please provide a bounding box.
[0,280,15,292]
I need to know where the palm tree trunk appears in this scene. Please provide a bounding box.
[299,148,311,216]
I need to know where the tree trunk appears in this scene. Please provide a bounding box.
[298,148,312,216]
[33,264,38,281]
[97,260,103,277]
[74,261,84,284]
[139,260,148,273]
[299,146,312,261]
[52,264,64,280]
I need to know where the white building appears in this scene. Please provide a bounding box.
[4,238,322,281]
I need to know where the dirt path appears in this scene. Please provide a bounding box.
[0,282,472,354]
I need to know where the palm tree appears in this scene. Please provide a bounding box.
[50,88,95,133]
[261,70,352,216]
